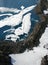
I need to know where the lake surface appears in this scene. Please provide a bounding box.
[0,0,40,42]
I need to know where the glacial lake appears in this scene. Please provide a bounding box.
[0,0,40,42]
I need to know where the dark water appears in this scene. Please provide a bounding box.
[0,0,39,8]
[0,0,40,41]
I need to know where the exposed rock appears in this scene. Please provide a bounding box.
[35,0,48,14]
[41,55,48,65]
[0,53,12,65]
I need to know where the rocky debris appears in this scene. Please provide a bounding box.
[41,55,48,65]
[0,53,12,65]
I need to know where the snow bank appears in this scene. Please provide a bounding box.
[0,13,12,16]
[10,26,48,65]
[10,47,47,65]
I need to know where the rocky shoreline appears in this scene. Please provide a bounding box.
[0,0,48,65]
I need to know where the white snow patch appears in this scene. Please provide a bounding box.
[43,9,48,14]
[10,26,48,65]
[5,34,19,42]
[0,13,13,16]
[39,27,48,47]
[0,7,20,13]
[10,47,48,65]
[21,6,25,10]
[14,13,31,36]
[21,13,31,33]
[0,5,36,28]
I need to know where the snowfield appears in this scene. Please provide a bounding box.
[10,26,48,65]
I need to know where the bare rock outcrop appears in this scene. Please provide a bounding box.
[41,55,48,65]
[0,53,12,65]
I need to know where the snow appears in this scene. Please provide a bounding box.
[0,5,36,42]
[39,27,48,47]
[43,9,48,14]
[0,5,36,28]
[10,26,48,65]
[0,13,13,16]
[10,47,47,65]
[21,13,31,33]
[21,6,25,10]
[0,12,23,27]
[6,13,31,42]
[5,34,19,42]
[0,7,20,13]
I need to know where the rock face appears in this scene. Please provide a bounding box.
[0,0,48,65]
[40,0,48,12]
[0,53,12,65]
[35,0,48,14]
[41,55,48,65]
